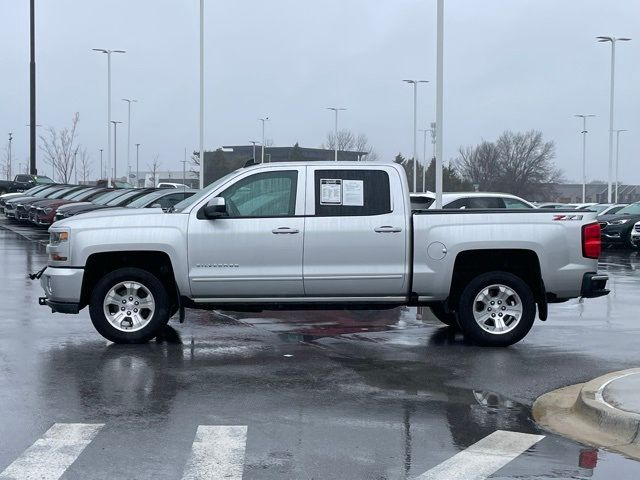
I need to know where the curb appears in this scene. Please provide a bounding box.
[533,368,640,459]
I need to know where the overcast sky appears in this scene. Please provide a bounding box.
[2,0,639,184]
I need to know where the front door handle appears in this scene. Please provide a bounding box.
[374,226,402,233]
[272,227,300,234]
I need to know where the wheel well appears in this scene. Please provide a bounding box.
[448,249,545,314]
[81,251,178,309]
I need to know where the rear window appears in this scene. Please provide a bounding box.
[314,169,391,216]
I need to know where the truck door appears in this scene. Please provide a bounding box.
[188,166,306,298]
[303,166,408,296]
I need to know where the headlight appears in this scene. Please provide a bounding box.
[609,219,630,225]
[49,231,69,245]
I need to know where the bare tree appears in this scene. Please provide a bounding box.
[148,155,161,186]
[1,145,11,180]
[78,148,92,184]
[190,151,200,176]
[456,130,562,198]
[322,129,379,160]
[39,112,80,183]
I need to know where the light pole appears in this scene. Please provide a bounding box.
[110,121,122,181]
[122,98,137,182]
[574,114,596,203]
[403,80,429,193]
[135,143,140,187]
[418,126,436,193]
[259,117,269,163]
[199,0,204,189]
[614,129,627,203]
[434,0,444,208]
[327,107,346,161]
[596,36,631,203]
[7,133,12,180]
[93,48,126,188]
[249,140,260,161]
[99,149,104,179]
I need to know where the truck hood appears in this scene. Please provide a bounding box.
[53,207,168,228]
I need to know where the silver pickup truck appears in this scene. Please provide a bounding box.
[38,162,608,346]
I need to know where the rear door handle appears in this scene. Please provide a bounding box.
[272,227,300,234]
[374,226,402,233]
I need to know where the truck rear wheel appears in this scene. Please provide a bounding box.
[89,267,171,344]
[456,271,535,347]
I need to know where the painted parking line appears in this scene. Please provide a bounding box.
[0,423,104,480]
[414,430,544,480]
[181,425,248,480]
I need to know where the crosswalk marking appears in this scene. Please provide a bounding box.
[181,425,247,480]
[414,430,544,480]
[0,423,104,480]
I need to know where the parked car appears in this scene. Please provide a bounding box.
[125,189,197,211]
[54,189,137,222]
[0,184,54,213]
[30,188,110,227]
[596,204,628,216]
[437,192,535,209]
[39,162,607,347]
[53,188,157,220]
[536,202,570,209]
[157,182,189,189]
[599,202,640,250]
[95,180,134,189]
[4,185,74,219]
[0,174,55,195]
[12,186,87,222]
[630,222,640,249]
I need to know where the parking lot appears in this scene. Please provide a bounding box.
[0,220,639,479]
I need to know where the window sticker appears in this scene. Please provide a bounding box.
[342,179,364,206]
[320,179,342,205]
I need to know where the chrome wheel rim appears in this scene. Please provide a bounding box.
[103,281,155,332]
[472,284,522,335]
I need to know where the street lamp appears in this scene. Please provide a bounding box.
[93,48,126,188]
[259,117,269,163]
[596,36,631,203]
[418,125,436,193]
[110,121,123,181]
[99,148,104,180]
[122,98,137,182]
[135,143,140,187]
[327,107,347,161]
[574,114,596,203]
[7,133,13,180]
[249,140,260,161]
[403,79,429,193]
[614,129,627,203]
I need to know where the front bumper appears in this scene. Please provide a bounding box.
[580,272,610,298]
[39,267,85,313]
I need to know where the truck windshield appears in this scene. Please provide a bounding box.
[171,171,238,213]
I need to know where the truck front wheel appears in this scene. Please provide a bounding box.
[89,267,171,344]
[456,271,536,347]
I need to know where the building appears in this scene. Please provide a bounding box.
[202,145,368,186]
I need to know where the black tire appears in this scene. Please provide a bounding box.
[457,271,536,347]
[89,267,171,344]
[430,303,458,327]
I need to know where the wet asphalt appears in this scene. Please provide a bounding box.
[1,222,640,479]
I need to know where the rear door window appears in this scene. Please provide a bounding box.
[503,197,532,209]
[313,169,391,216]
[467,197,504,209]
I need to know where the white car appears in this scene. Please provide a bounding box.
[631,221,640,248]
[410,192,535,210]
[157,182,189,189]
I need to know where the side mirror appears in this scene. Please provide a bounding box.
[203,197,227,219]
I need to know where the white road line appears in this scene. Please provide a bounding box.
[414,430,544,480]
[181,425,247,480]
[0,423,104,480]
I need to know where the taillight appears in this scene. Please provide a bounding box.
[582,223,601,259]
